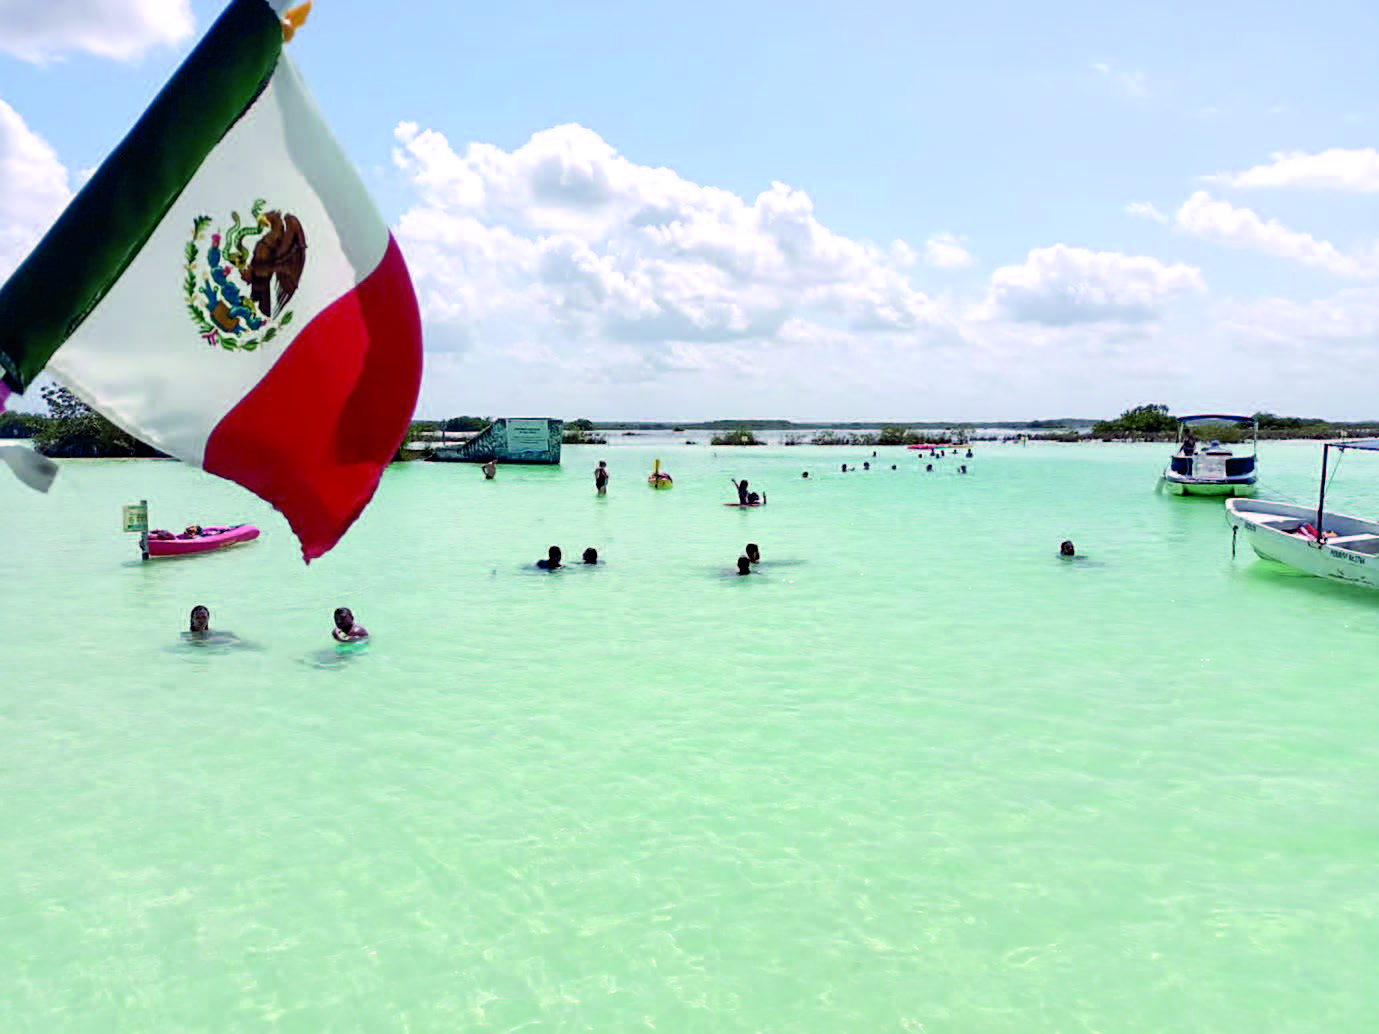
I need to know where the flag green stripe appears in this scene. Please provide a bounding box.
[0,0,282,393]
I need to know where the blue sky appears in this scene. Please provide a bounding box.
[3,0,1379,420]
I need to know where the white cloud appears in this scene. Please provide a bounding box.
[0,99,70,280]
[1207,148,1379,192]
[391,122,941,364]
[1174,190,1375,277]
[1126,201,1168,223]
[1092,62,1148,99]
[988,244,1203,326]
[0,0,193,63]
[923,232,974,269]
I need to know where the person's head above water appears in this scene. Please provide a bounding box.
[736,555,752,575]
[334,607,356,633]
[1060,540,1076,557]
[745,543,760,563]
[802,471,809,478]
[582,547,598,564]
[189,605,210,633]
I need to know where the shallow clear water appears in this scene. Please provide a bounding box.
[3,442,1377,1032]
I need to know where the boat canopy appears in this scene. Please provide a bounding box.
[1178,414,1256,425]
[1325,438,1379,451]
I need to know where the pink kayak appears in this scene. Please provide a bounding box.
[146,524,260,557]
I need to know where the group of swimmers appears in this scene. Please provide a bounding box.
[186,605,368,643]
[535,543,764,574]
[536,546,599,569]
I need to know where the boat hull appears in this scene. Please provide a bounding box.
[147,524,260,557]
[1225,499,1379,590]
[1161,474,1257,497]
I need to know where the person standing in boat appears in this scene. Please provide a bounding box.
[594,460,609,495]
[1182,428,1197,456]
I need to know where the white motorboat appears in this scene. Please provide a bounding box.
[1225,439,1379,590]
[1160,414,1258,496]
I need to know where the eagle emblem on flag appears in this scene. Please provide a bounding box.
[184,200,307,351]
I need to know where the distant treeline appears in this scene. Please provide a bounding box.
[1090,403,1379,441]
[4,386,165,457]
[708,425,972,446]
[588,419,1094,431]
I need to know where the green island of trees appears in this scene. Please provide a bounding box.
[6,386,165,458]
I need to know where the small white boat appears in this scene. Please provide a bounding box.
[1225,439,1379,590]
[1160,414,1258,496]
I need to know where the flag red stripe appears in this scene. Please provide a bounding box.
[203,235,422,562]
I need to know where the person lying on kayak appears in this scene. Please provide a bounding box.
[537,546,563,570]
[332,607,369,642]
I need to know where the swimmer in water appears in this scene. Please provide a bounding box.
[891,464,897,470]
[925,463,933,472]
[736,556,752,575]
[537,545,563,570]
[481,459,496,479]
[181,604,246,647]
[1060,540,1076,558]
[802,471,809,478]
[332,607,369,642]
[582,547,598,564]
[594,460,609,495]
[863,461,870,470]
[745,543,761,564]
[959,464,968,474]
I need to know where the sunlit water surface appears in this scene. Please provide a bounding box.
[2,442,1377,1032]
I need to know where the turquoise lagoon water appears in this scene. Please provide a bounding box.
[2,441,1377,1032]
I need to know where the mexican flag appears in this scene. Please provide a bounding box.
[0,0,423,561]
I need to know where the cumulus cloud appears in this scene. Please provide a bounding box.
[1174,190,1375,277]
[1092,62,1148,99]
[391,122,941,363]
[923,232,974,269]
[1126,201,1168,223]
[988,244,1203,326]
[1207,148,1379,192]
[0,0,193,63]
[0,99,70,280]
